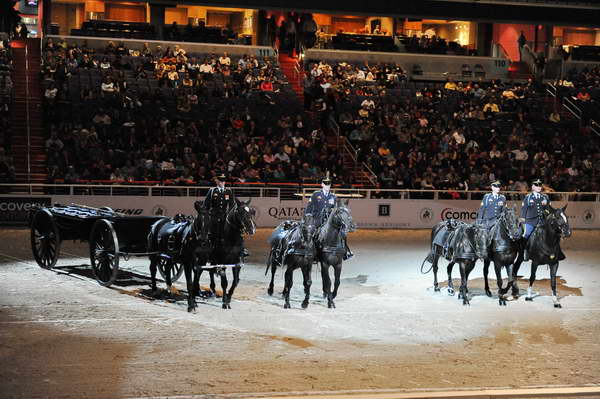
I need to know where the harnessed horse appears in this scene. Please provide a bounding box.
[481,206,523,306]
[266,214,317,309]
[512,204,571,308]
[147,201,210,312]
[425,221,489,305]
[206,198,256,309]
[314,198,356,309]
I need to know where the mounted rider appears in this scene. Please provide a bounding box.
[476,180,506,230]
[305,175,353,260]
[203,172,249,257]
[520,178,551,260]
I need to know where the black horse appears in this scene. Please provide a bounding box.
[266,214,316,309]
[314,198,356,309]
[512,204,571,308]
[424,219,465,293]
[425,221,489,305]
[147,201,211,312]
[481,206,523,306]
[208,198,256,309]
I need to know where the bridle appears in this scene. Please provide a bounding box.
[225,203,255,235]
[497,209,521,241]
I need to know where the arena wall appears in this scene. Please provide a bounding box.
[305,48,511,81]
[2,195,598,229]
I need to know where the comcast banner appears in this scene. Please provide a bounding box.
[338,199,600,229]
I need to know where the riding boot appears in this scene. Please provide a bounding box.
[343,238,354,260]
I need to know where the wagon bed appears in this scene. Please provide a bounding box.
[30,204,167,286]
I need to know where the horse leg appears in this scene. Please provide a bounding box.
[512,246,525,297]
[483,259,492,297]
[525,262,539,302]
[321,261,331,299]
[184,262,196,312]
[447,261,455,296]
[149,256,159,296]
[192,267,201,300]
[301,262,312,309]
[165,262,177,296]
[220,269,230,309]
[224,265,241,309]
[494,262,506,306]
[550,262,561,308]
[459,261,472,306]
[331,262,342,299]
[209,270,216,297]
[321,262,334,308]
[268,258,277,296]
[432,254,440,292]
[283,266,294,309]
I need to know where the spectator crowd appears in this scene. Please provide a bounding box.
[303,59,599,193]
[37,37,600,193]
[0,38,15,184]
[41,39,344,186]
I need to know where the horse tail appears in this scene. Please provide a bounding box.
[265,250,273,276]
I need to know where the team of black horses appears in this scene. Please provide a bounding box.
[144,195,571,311]
[424,204,572,307]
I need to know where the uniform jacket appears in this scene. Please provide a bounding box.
[306,189,337,226]
[203,187,236,216]
[477,193,506,223]
[520,192,550,225]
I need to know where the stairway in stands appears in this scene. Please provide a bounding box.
[508,61,534,80]
[10,38,46,184]
[326,135,377,186]
[279,52,376,186]
[278,53,303,102]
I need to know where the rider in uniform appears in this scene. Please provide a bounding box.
[305,175,353,260]
[520,178,551,260]
[476,180,506,230]
[203,172,249,257]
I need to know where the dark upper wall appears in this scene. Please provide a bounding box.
[148,0,600,27]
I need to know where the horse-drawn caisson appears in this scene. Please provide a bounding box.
[30,198,257,312]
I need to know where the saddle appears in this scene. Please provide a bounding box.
[432,219,462,251]
[268,220,300,266]
[159,215,190,254]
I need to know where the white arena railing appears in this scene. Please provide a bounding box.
[0,184,598,203]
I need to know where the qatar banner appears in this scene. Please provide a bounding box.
[1,195,598,229]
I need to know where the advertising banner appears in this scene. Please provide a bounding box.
[0,197,52,225]
[2,195,598,229]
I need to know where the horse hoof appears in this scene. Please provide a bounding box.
[463,301,470,306]
[187,306,196,313]
[301,301,309,309]
[284,303,291,309]
[554,303,562,309]
[434,286,440,292]
[525,296,533,302]
[457,293,463,300]
[267,288,273,296]
[447,288,455,296]
[485,290,492,298]
[222,303,228,309]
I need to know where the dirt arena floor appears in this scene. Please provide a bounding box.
[1,228,599,399]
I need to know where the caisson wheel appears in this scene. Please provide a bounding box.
[30,209,61,269]
[90,219,120,287]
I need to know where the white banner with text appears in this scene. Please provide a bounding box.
[2,195,598,229]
